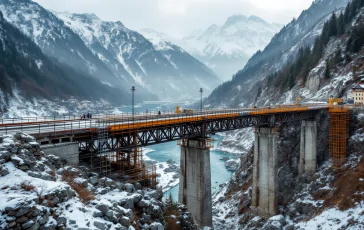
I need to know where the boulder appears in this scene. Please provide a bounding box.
[150,222,164,230]
[137,199,151,208]
[134,182,142,190]
[93,210,103,218]
[22,220,35,229]
[0,165,9,176]
[93,221,107,230]
[105,210,114,218]
[146,190,163,200]
[89,176,99,186]
[124,183,134,193]
[119,217,130,228]
[122,198,134,209]
[96,204,109,214]
[146,205,162,218]
[16,216,28,223]
[104,178,115,187]
[16,206,31,217]
[57,216,67,226]
[0,150,11,162]
[124,209,134,221]
[115,182,124,190]
[29,222,40,230]
[132,194,143,203]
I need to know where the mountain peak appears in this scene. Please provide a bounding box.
[248,15,268,24]
[82,13,99,20]
[224,14,269,27]
[225,14,248,25]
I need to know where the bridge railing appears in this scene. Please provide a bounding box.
[0,105,329,137]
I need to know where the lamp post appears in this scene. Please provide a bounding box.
[131,86,135,121]
[199,88,203,113]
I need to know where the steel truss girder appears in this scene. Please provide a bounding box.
[78,110,318,152]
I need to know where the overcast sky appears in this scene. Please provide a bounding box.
[34,0,314,38]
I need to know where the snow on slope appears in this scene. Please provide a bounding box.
[180,15,282,80]
[55,12,221,99]
[0,0,121,88]
[0,133,166,229]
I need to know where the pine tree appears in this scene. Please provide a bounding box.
[337,13,345,35]
[324,60,331,79]
[328,12,338,37]
[287,70,295,90]
[166,192,174,211]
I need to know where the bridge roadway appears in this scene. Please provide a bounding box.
[0,104,327,150]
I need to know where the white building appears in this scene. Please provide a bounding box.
[352,83,364,104]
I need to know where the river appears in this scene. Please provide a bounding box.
[114,101,236,201]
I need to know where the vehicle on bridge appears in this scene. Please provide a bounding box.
[328,97,344,105]
[175,106,193,114]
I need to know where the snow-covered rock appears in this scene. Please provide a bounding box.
[0,133,167,229]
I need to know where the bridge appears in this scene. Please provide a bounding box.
[0,104,351,227]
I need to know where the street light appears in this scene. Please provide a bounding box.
[199,88,203,112]
[131,86,135,121]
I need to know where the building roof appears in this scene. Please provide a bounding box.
[353,84,364,89]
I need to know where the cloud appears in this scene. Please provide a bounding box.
[33,0,314,38]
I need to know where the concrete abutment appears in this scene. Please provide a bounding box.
[41,142,79,165]
[178,138,212,227]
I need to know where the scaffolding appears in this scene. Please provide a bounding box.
[107,149,157,188]
[329,107,350,168]
[91,119,112,176]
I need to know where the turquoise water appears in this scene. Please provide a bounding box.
[117,101,236,201]
[146,135,235,201]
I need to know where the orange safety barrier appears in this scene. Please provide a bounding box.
[249,106,310,115]
[108,113,239,132]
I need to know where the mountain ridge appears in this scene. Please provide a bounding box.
[179,14,282,80]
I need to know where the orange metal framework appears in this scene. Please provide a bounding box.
[107,105,318,134]
[107,149,157,188]
[108,113,240,133]
[329,107,350,168]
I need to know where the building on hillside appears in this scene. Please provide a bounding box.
[352,82,364,104]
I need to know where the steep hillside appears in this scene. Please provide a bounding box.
[180,15,282,80]
[0,12,126,107]
[54,12,221,99]
[212,1,364,229]
[206,0,349,107]
[0,0,132,93]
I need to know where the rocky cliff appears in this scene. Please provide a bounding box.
[212,111,364,229]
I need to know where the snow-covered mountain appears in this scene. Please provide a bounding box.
[180,15,282,80]
[0,10,126,111]
[53,12,221,99]
[0,0,221,100]
[0,0,130,93]
[205,0,350,107]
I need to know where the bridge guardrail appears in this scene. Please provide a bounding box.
[0,105,329,138]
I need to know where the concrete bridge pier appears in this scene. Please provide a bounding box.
[299,120,317,175]
[251,127,278,217]
[178,138,212,227]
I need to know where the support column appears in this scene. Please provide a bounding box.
[299,120,317,175]
[178,139,212,227]
[251,127,278,217]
